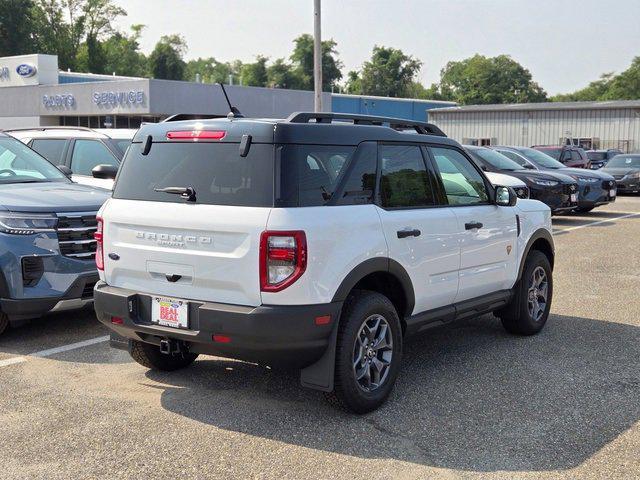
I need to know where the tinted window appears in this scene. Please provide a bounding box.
[468,148,523,171]
[0,138,68,183]
[278,145,356,207]
[114,143,274,207]
[539,148,562,160]
[431,147,489,206]
[498,149,528,166]
[571,150,582,161]
[31,139,67,164]
[516,147,565,169]
[379,145,434,208]
[606,155,640,168]
[71,140,119,176]
[587,151,607,161]
[334,143,377,205]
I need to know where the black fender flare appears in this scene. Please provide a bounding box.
[330,257,415,316]
[518,228,555,281]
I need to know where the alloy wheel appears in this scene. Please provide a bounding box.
[352,314,393,392]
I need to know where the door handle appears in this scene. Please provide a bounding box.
[397,228,421,239]
[465,221,483,230]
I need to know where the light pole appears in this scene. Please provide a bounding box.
[313,0,322,112]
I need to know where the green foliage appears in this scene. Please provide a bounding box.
[266,58,303,89]
[356,46,423,98]
[240,55,268,87]
[149,34,186,80]
[290,33,343,91]
[0,0,38,56]
[184,57,240,84]
[432,54,547,104]
[552,57,640,102]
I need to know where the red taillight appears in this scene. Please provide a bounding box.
[212,334,231,343]
[166,130,226,141]
[95,216,104,271]
[259,231,307,292]
[111,316,123,325]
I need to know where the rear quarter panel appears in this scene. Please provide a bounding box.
[262,205,388,305]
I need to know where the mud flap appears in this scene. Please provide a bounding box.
[299,318,339,392]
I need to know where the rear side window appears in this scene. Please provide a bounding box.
[113,142,274,207]
[277,145,356,207]
[31,139,67,165]
[72,140,119,176]
[379,145,434,208]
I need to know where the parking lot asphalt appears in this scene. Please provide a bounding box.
[0,197,639,480]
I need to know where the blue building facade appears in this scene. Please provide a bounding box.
[331,94,456,122]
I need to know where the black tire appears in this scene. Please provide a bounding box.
[0,310,8,336]
[575,206,594,213]
[499,250,553,335]
[326,290,403,414]
[129,339,198,371]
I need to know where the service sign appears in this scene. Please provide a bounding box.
[93,90,145,106]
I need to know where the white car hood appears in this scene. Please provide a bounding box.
[485,171,526,188]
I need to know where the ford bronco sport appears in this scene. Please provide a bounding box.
[94,112,555,413]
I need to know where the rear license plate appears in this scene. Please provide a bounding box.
[609,189,616,197]
[151,296,189,328]
[570,193,578,203]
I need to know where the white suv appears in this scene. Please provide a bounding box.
[94,112,554,413]
[7,127,136,189]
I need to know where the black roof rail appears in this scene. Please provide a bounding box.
[162,113,228,123]
[285,112,447,137]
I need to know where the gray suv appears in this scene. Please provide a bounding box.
[0,132,110,335]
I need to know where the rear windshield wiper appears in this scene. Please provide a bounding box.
[153,185,197,202]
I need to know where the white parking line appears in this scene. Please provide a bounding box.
[0,335,109,369]
[554,212,640,234]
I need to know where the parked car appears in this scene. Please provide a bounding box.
[94,112,555,413]
[586,149,623,169]
[7,127,136,189]
[0,132,110,335]
[491,146,617,213]
[601,154,640,194]
[532,145,590,168]
[464,146,578,214]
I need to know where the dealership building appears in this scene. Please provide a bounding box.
[0,53,454,130]
[429,101,640,152]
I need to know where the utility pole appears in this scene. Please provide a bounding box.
[313,0,322,112]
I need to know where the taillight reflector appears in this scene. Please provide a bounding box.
[166,130,226,141]
[259,231,307,292]
[213,334,231,343]
[111,316,123,325]
[95,216,104,271]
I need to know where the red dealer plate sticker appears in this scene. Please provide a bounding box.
[151,296,189,329]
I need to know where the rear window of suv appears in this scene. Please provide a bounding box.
[113,143,274,207]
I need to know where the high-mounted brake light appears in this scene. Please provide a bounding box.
[95,216,104,271]
[260,231,307,292]
[166,130,226,141]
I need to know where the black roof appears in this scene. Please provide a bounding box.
[133,112,457,147]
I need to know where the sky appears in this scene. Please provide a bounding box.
[111,0,640,96]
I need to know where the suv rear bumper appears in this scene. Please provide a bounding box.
[94,282,342,368]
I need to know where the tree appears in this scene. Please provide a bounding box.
[290,33,343,91]
[81,0,125,73]
[31,0,78,70]
[267,58,302,89]
[100,25,147,76]
[0,0,38,56]
[185,57,240,83]
[357,46,423,97]
[148,34,187,80]
[240,55,268,87]
[434,54,547,104]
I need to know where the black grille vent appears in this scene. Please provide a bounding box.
[602,180,616,188]
[22,256,44,287]
[82,281,97,299]
[56,213,98,260]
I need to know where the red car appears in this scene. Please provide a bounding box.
[532,145,590,168]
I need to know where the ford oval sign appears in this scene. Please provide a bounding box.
[16,63,37,78]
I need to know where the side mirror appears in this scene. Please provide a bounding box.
[57,165,72,176]
[495,186,517,207]
[92,164,118,180]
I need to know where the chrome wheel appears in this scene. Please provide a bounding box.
[527,266,548,322]
[353,314,393,392]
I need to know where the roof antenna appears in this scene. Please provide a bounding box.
[218,83,244,119]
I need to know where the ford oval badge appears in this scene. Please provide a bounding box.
[16,63,37,78]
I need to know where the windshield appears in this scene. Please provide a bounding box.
[0,137,69,184]
[535,147,562,160]
[606,155,640,168]
[587,152,606,161]
[468,148,523,171]
[517,147,566,169]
